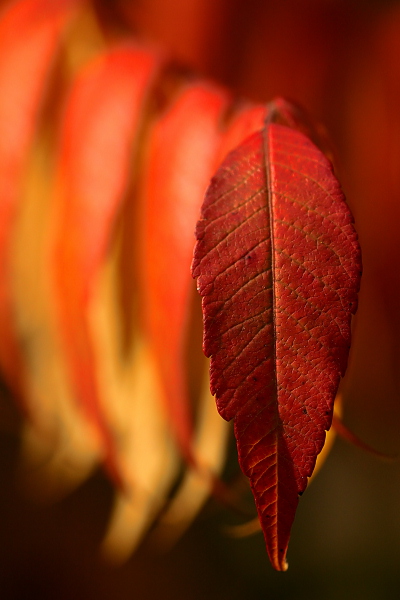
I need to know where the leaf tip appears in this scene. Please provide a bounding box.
[274,547,289,572]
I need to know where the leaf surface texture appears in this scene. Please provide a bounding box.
[192,116,361,570]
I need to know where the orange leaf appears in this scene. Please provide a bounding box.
[52,45,161,482]
[0,0,76,407]
[139,82,230,461]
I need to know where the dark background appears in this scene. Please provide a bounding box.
[1,417,400,600]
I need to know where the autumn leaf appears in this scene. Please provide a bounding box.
[51,45,161,482]
[0,0,77,410]
[138,82,230,462]
[192,101,361,570]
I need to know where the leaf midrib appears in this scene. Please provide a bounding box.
[263,122,282,569]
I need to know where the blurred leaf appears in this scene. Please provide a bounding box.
[138,82,230,461]
[0,0,76,408]
[51,45,162,482]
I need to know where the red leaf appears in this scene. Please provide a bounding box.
[216,104,267,164]
[139,82,230,462]
[52,45,161,482]
[192,102,361,570]
[0,0,76,406]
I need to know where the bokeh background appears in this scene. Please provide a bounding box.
[2,0,400,598]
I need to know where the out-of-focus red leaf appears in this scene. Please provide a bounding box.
[52,45,161,482]
[0,0,76,407]
[216,104,267,164]
[192,102,361,570]
[139,83,230,462]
